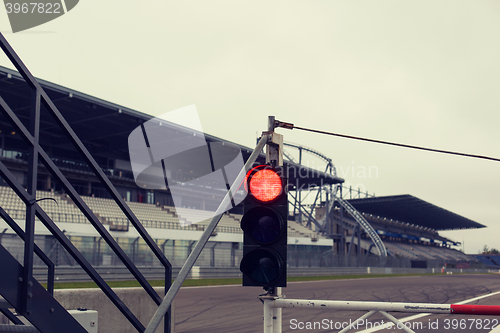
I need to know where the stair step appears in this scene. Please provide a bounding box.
[0,324,39,332]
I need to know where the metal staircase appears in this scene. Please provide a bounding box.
[335,197,387,257]
[0,244,85,332]
[0,33,172,332]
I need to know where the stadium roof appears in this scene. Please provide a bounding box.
[347,194,485,231]
[0,65,343,189]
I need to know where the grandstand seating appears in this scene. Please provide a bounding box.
[415,245,448,260]
[0,185,336,241]
[82,196,179,224]
[385,242,420,259]
[0,186,87,223]
[395,243,436,260]
[0,186,476,261]
[470,255,500,267]
[379,241,471,261]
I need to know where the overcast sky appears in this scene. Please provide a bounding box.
[1,1,499,254]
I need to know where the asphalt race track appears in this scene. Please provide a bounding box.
[174,274,500,333]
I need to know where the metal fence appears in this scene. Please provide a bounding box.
[0,233,478,272]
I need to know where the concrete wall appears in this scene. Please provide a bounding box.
[54,287,168,333]
[290,266,498,276]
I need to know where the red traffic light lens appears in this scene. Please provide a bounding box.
[248,168,282,203]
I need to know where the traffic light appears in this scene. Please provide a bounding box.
[240,165,287,288]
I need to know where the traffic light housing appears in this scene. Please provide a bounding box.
[240,165,287,288]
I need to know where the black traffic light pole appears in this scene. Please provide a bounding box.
[263,116,284,333]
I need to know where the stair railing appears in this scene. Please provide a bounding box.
[0,32,172,332]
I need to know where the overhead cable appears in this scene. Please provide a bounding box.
[275,121,500,163]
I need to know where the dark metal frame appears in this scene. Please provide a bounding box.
[0,33,172,332]
[0,206,55,295]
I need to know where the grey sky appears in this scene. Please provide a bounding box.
[1,1,499,253]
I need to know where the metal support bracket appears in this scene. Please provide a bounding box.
[274,120,294,130]
[265,116,283,167]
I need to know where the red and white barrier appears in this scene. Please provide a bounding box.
[451,304,500,315]
[261,297,500,333]
[273,299,500,316]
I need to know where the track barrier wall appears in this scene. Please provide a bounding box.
[54,287,168,333]
[31,266,499,283]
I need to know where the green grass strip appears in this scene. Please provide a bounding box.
[44,272,493,290]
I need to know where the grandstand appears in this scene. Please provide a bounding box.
[0,64,487,270]
[469,254,500,268]
[0,184,477,266]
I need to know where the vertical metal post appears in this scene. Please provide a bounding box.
[161,239,168,254]
[307,165,326,227]
[330,185,334,236]
[21,89,41,315]
[358,226,361,256]
[340,196,344,255]
[295,240,299,267]
[261,288,282,333]
[333,185,341,254]
[132,237,139,263]
[263,299,274,333]
[265,117,283,333]
[266,116,283,167]
[231,242,237,267]
[292,181,298,217]
[268,116,275,134]
[297,148,302,225]
[273,287,282,333]
[325,187,329,235]
[210,242,218,267]
[93,237,99,266]
[266,116,275,167]
[292,147,302,219]
[164,265,172,333]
